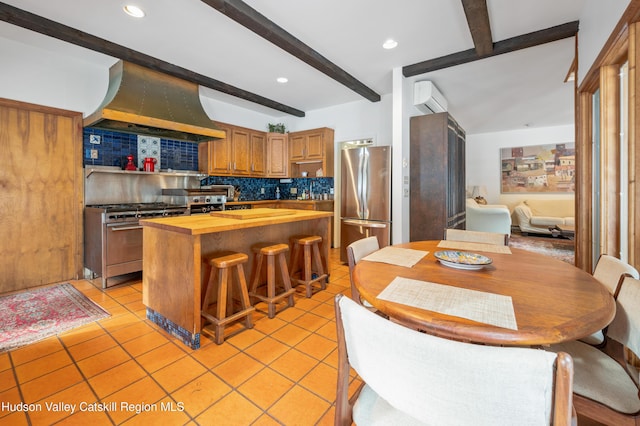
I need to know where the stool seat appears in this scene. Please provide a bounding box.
[289,235,328,297]
[249,242,295,318]
[202,251,254,344]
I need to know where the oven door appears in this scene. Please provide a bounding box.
[105,222,143,277]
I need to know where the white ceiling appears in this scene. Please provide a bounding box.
[0,0,584,134]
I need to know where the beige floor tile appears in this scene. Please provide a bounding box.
[152,356,207,393]
[0,411,28,425]
[295,333,336,361]
[98,312,142,333]
[9,337,64,366]
[15,349,72,383]
[252,413,282,426]
[251,315,287,335]
[0,353,10,371]
[311,302,335,319]
[76,345,132,378]
[171,372,231,417]
[0,386,22,414]
[293,312,330,332]
[237,368,294,410]
[315,321,337,341]
[268,384,331,425]
[109,321,155,345]
[225,327,266,350]
[121,330,171,358]
[88,360,147,399]
[19,365,83,402]
[66,334,118,362]
[269,349,318,382]
[58,322,107,347]
[29,382,97,425]
[212,352,264,388]
[190,341,239,369]
[135,342,187,373]
[196,392,262,425]
[243,336,289,365]
[271,305,305,322]
[102,376,167,424]
[299,363,338,402]
[270,323,311,346]
[0,369,16,392]
[118,396,191,425]
[54,409,116,425]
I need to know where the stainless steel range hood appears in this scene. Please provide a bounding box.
[84,61,226,143]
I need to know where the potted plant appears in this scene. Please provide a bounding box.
[268,123,287,133]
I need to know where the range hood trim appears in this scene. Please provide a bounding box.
[84,61,226,143]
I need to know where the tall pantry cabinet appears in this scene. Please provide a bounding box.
[410,112,466,241]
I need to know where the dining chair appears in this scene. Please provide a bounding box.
[334,293,575,426]
[580,254,640,346]
[443,228,509,246]
[548,275,640,426]
[346,236,379,307]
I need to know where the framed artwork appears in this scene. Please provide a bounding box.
[500,143,575,193]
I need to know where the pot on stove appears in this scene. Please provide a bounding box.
[143,157,157,172]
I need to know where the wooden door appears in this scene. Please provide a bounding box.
[267,133,288,177]
[0,98,83,292]
[250,132,266,176]
[208,123,232,175]
[289,134,306,160]
[231,128,251,175]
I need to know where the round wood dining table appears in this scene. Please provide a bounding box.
[353,240,615,346]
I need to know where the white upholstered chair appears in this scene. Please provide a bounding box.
[580,254,639,346]
[334,294,575,426]
[346,236,379,307]
[548,275,640,425]
[444,228,509,246]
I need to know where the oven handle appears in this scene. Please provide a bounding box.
[108,224,143,231]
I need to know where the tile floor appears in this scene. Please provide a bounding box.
[1,248,357,425]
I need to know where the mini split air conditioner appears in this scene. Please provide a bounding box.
[413,81,448,114]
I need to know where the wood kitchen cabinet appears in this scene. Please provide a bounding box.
[409,113,466,241]
[288,127,334,177]
[199,122,267,176]
[266,132,288,177]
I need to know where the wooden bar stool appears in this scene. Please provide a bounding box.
[249,243,296,318]
[201,251,255,344]
[289,235,328,297]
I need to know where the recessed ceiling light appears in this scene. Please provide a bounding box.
[276,77,289,84]
[123,5,145,18]
[383,39,398,49]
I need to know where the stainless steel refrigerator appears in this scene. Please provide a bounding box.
[340,145,391,262]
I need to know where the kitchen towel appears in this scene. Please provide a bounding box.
[377,276,518,330]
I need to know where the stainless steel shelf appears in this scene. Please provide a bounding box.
[85,167,207,178]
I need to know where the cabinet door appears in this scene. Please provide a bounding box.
[231,128,251,175]
[250,132,266,176]
[305,132,324,160]
[267,133,288,177]
[289,134,307,161]
[209,138,232,175]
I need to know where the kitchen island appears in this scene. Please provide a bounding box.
[140,208,333,348]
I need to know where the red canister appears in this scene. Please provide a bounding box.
[143,157,156,172]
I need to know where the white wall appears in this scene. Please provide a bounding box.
[466,125,575,212]
[578,0,631,84]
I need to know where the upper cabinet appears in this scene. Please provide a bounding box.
[266,133,288,178]
[199,122,266,177]
[288,127,334,177]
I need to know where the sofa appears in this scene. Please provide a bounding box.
[513,199,575,235]
[465,198,512,235]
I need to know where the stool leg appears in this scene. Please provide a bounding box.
[202,263,214,312]
[303,244,313,297]
[278,252,295,308]
[289,242,301,278]
[249,252,263,298]
[266,254,276,318]
[215,268,229,345]
[235,263,253,329]
[312,243,327,290]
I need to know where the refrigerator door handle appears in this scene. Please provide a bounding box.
[361,148,370,219]
[342,219,388,229]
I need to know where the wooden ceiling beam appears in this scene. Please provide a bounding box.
[0,2,305,117]
[403,21,579,77]
[461,0,493,56]
[201,0,381,102]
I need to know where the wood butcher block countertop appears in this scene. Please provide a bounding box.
[140,208,333,235]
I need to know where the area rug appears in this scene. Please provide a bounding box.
[509,232,575,264]
[0,283,110,352]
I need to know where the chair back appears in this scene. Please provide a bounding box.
[346,236,379,305]
[606,275,640,358]
[593,254,640,295]
[444,228,509,246]
[334,294,574,425]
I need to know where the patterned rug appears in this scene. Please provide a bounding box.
[509,232,575,264]
[0,283,110,352]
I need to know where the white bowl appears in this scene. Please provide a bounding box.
[301,172,308,177]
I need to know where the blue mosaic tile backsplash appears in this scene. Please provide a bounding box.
[83,128,199,171]
[83,128,334,200]
[201,176,334,201]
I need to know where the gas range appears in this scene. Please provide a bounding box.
[85,203,189,223]
[162,186,233,214]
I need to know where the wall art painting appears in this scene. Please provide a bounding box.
[500,143,575,193]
